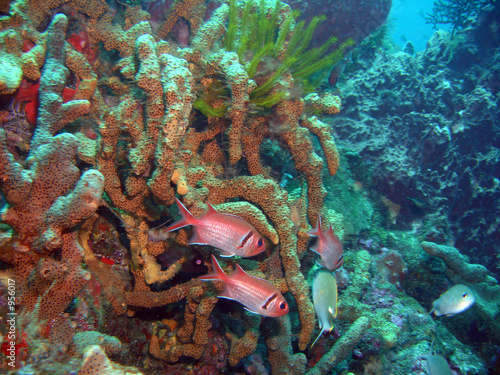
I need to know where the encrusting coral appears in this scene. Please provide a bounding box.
[0,0,365,372]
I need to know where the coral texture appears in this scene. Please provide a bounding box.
[0,0,352,372]
[3,0,490,374]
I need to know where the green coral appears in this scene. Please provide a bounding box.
[193,74,230,118]
[193,98,228,117]
[225,0,353,103]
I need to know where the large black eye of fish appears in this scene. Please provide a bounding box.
[462,293,468,298]
[279,302,287,310]
[257,238,264,247]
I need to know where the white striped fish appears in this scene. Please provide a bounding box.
[198,254,289,317]
[164,198,266,257]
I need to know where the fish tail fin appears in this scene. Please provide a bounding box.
[310,326,325,349]
[165,197,196,232]
[198,254,227,282]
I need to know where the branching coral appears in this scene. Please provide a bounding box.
[0,0,355,372]
[425,0,496,35]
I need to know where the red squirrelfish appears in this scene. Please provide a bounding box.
[199,254,289,317]
[307,215,344,271]
[164,198,266,257]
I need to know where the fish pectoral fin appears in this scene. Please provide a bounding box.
[309,245,321,256]
[315,260,325,269]
[244,307,261,315]
[328,306,338,318]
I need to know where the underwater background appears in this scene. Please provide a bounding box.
[0,0,499,374]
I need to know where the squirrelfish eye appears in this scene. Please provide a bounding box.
[462,293,468,298]
[279,302,287,310]
[257,238,263,247]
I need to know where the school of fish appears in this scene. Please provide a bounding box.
[161,196,477,373]
[162,198,346,321]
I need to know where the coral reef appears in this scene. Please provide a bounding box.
[0,0,497,373]
[425,0,498,35]
[331,11,500,279]
[0,0,352,372]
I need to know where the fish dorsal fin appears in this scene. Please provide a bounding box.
[430,337,436,355]
[310,326,325,348]
[165,197,196,232]
[205,201,219,215]
[204,202,246,221]
[326,223,335,236]
[307,215,323,237]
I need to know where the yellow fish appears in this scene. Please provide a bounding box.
[430,284,475,316]
[422,339,451,375]
[311,271,338,347]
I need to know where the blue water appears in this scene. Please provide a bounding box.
[389,0,451,51]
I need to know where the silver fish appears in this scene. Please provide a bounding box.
[311,271,338,347]
[430,284,475,317]
[422,340,451,375]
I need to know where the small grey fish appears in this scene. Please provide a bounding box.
[422,340,451,375]
[430,284,475,317]
[311,271,338,347]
